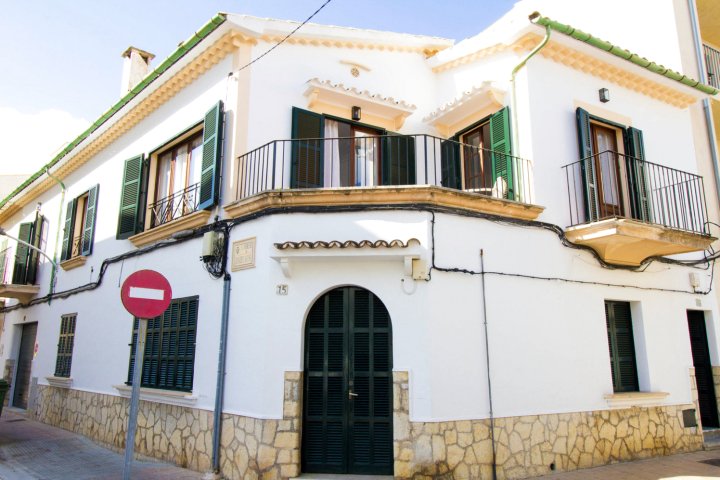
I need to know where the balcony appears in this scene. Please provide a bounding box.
[705,43,720,90]
[0,248,39,303]
[129,182,211,248]
[59,235,87,270]
[562,151,714,266]
[225,134,543,221]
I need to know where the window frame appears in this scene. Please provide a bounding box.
[61,185,99,262]
[126,295,199,392]
[54,314,77,378]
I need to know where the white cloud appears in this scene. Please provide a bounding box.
[0,108,90,175]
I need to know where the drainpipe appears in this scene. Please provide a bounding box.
[480,249,497,480]
[687,0,720,209]
[211,224,232,475]
[510,13,552,159]
[44,167,65,300]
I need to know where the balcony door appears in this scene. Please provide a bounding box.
[590,123,623,218]
[328,120,382,187]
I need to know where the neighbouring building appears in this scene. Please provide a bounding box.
[1,1,720,479]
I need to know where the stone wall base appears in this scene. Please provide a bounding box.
[34,371,302,480]
[393,372,703,479]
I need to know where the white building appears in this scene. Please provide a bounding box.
[1,1,719,479]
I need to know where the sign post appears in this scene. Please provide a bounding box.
[120,270,172,480]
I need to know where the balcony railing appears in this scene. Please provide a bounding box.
[705,43,720,89]
[149,182,200,228]
[235,134,533,204]
[562,151,709,235]
[69,235,82,258]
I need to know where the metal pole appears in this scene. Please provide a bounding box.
[480,250,497,480]
[123,318,147,480]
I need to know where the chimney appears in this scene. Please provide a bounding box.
[121,46,155,95]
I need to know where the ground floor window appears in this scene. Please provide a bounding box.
[605,300,639,392]
[127,296,199,391]
[54,314,77,378]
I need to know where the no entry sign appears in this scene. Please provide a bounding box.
[121,270,172,318]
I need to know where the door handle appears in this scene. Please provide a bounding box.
[348,390,359,399]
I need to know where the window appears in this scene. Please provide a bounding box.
[575,108,648,223]
[127,296,199,391]
[54,314,77,378]
[290,107,416,189]
[116,101,224,239]
[440,107,514,199]
[605,300,639,392]
[12,213,46,285]
[61,185,99,261]
[151,132,203,227]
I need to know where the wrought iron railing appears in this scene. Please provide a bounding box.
[149,183,201,228]
[70,235,82,258]
[235,134,534,204]
[562,151,709,235]
[705,43,720,89]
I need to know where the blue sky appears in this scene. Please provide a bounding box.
[0,0,514,120]
[0,0,515,174]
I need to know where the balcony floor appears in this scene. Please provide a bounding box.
[224,185,545,221]
[565,217,715,266]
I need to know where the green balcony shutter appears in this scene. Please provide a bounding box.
[12,222,32,284]
[117,155,144,239]
[61,199,77,261]
[440,136,461,189]
[81,184,99,256]
[291,107,324,188]
[198,100,224,210]
[576,107,599,222]
[489,107,514,200]
[605,301,639,393]
[26,215,45,285]
[624,127,651,222]
[381,133,416,186]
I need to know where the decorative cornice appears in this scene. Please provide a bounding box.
[259,34,446,57]
[128,209,212,247]
[275,239,417,250]
[306,78,416,111]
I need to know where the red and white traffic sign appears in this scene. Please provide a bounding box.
[121,270,172,319]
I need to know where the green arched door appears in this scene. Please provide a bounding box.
[302,287,393,475]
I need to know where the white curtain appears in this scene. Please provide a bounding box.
[324,119,340,187]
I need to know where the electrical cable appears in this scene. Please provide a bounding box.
[1,203,714,313]
[230,0,333,76]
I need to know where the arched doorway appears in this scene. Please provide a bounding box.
[302,286,393,475]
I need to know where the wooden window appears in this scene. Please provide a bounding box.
[127,296,199,392]
[116,101,224,238]
[605,300,639,393]
[61,185,99,260]
[54,314,77,378]
[290,107,416,189]
[441,107,514,199]
[576,108,648,223]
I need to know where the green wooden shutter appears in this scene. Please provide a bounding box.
[440,136,461,189]
[624,127,651,222]
[605,301,639,393]
[291,107,324,188]
[117,155,145,239]
[81,185,99,256]
[61,199,77,261]
[576,108,599,221]
[25,215,45,285]
[12,222,32,284]
[380,133,416,186]
[198,100,224,210]
[489,107,514,200]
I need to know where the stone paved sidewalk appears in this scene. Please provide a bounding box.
[540,448,720,479]
[0,408,206,480]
